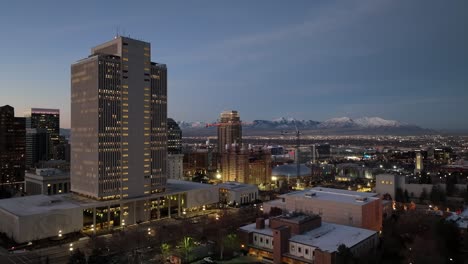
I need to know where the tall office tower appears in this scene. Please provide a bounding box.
[415,151,423,173]
[71,36,167,200]
[26,128,50,168]
[221,144,249,183]
[167,118,182,154]
[0,106,26,187]
[25,108,60,159]
[217,110,242,154]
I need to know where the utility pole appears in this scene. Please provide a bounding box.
[281,120,301,188]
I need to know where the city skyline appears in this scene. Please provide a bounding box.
[0,0,467,130]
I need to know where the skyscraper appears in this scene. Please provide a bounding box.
[26,128,50,168]
[167,118,182,155]
[217,110,242,154]
[0,106,26,188]
[25,108,60,160]
[71,36,167,200]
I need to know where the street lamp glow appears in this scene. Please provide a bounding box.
[271,176,277,181]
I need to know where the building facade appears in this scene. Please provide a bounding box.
[217,110,242,154]
[25,168,70,195]
[167,118,182,154]
[218,181,259,206]
[26,128,50,168]
[263,187,382,231]
[167,154,184,180]
[220,144,249,183]
[71,36,167,200]
[25,108,60,160]
[239,214,378,264]
[0,106,26,189]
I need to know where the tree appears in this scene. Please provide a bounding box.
[419,188,428,203]
[223,233,239,258]
[178,236,194,263]
[88,248,110,264]
[68,249,86,264]
[269,207,283,217]
[336,244,354,264]
[395,188,404,203]
[160,243,171,261]
[430,186,446,204]
[404,189,410,203]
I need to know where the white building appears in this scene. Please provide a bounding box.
[0,180,219,243]
[25,168,70,195]
[167,154,184,180]
[218,182,259,206]
[263,187,382,231]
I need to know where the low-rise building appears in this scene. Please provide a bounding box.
[25,168,70,195]
[263,187,382,231]
[0,180,219,243]
[218,181,259,206]
[239,214,378,264]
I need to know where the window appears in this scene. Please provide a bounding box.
[305,249,309,255]
[260,237,263,243]
[298,247,301,253]
[254,236,257,242]
[266,239,269,244]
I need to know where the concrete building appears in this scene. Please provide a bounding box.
[71,36,167,199]
[239,214,378,264]
[217,110,242,154]
[167,154,184,180]
[220,143,249,183]
[0,180,219,243]
[25,168,70,195]
[218,181,259,206]
[263,187,382,231]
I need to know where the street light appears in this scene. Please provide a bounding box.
[69,243,73,252]
[216,170,221,180]
[58,230,62,238]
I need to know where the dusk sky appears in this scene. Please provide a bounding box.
[0,0,467,130]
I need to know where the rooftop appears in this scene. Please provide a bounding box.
[277,187,379,206]
[272,164,311,177]
[0,180,217,217]
[217,181,258,191]
[240,219,376,253]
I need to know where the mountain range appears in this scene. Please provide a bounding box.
[179,117,434,136]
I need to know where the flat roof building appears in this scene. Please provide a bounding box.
[263,187,382,231]
[218,181,258,206]
[0,180,219,243]
[25,168,70,196]
[239,213,378,264]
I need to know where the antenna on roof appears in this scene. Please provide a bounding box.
[114,26,120,39]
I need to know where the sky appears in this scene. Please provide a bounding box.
[0,0,467,130]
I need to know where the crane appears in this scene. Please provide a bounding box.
[281,120,301,187]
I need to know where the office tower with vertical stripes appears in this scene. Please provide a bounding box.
[71,36,167,200]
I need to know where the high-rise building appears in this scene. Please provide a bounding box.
[71,36,167,200]
[415,151,423,173]
[217,110,242,154]
[25,108,60,159]
[221,143,249,183]
[167,118,182,154]
[26,128,50,168]
[248,147,272,186]
[0,106,26,187]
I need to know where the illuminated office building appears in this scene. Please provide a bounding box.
[71,36,167,200]
[217,110,242,154]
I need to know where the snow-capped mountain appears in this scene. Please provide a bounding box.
[178,116,433,135]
